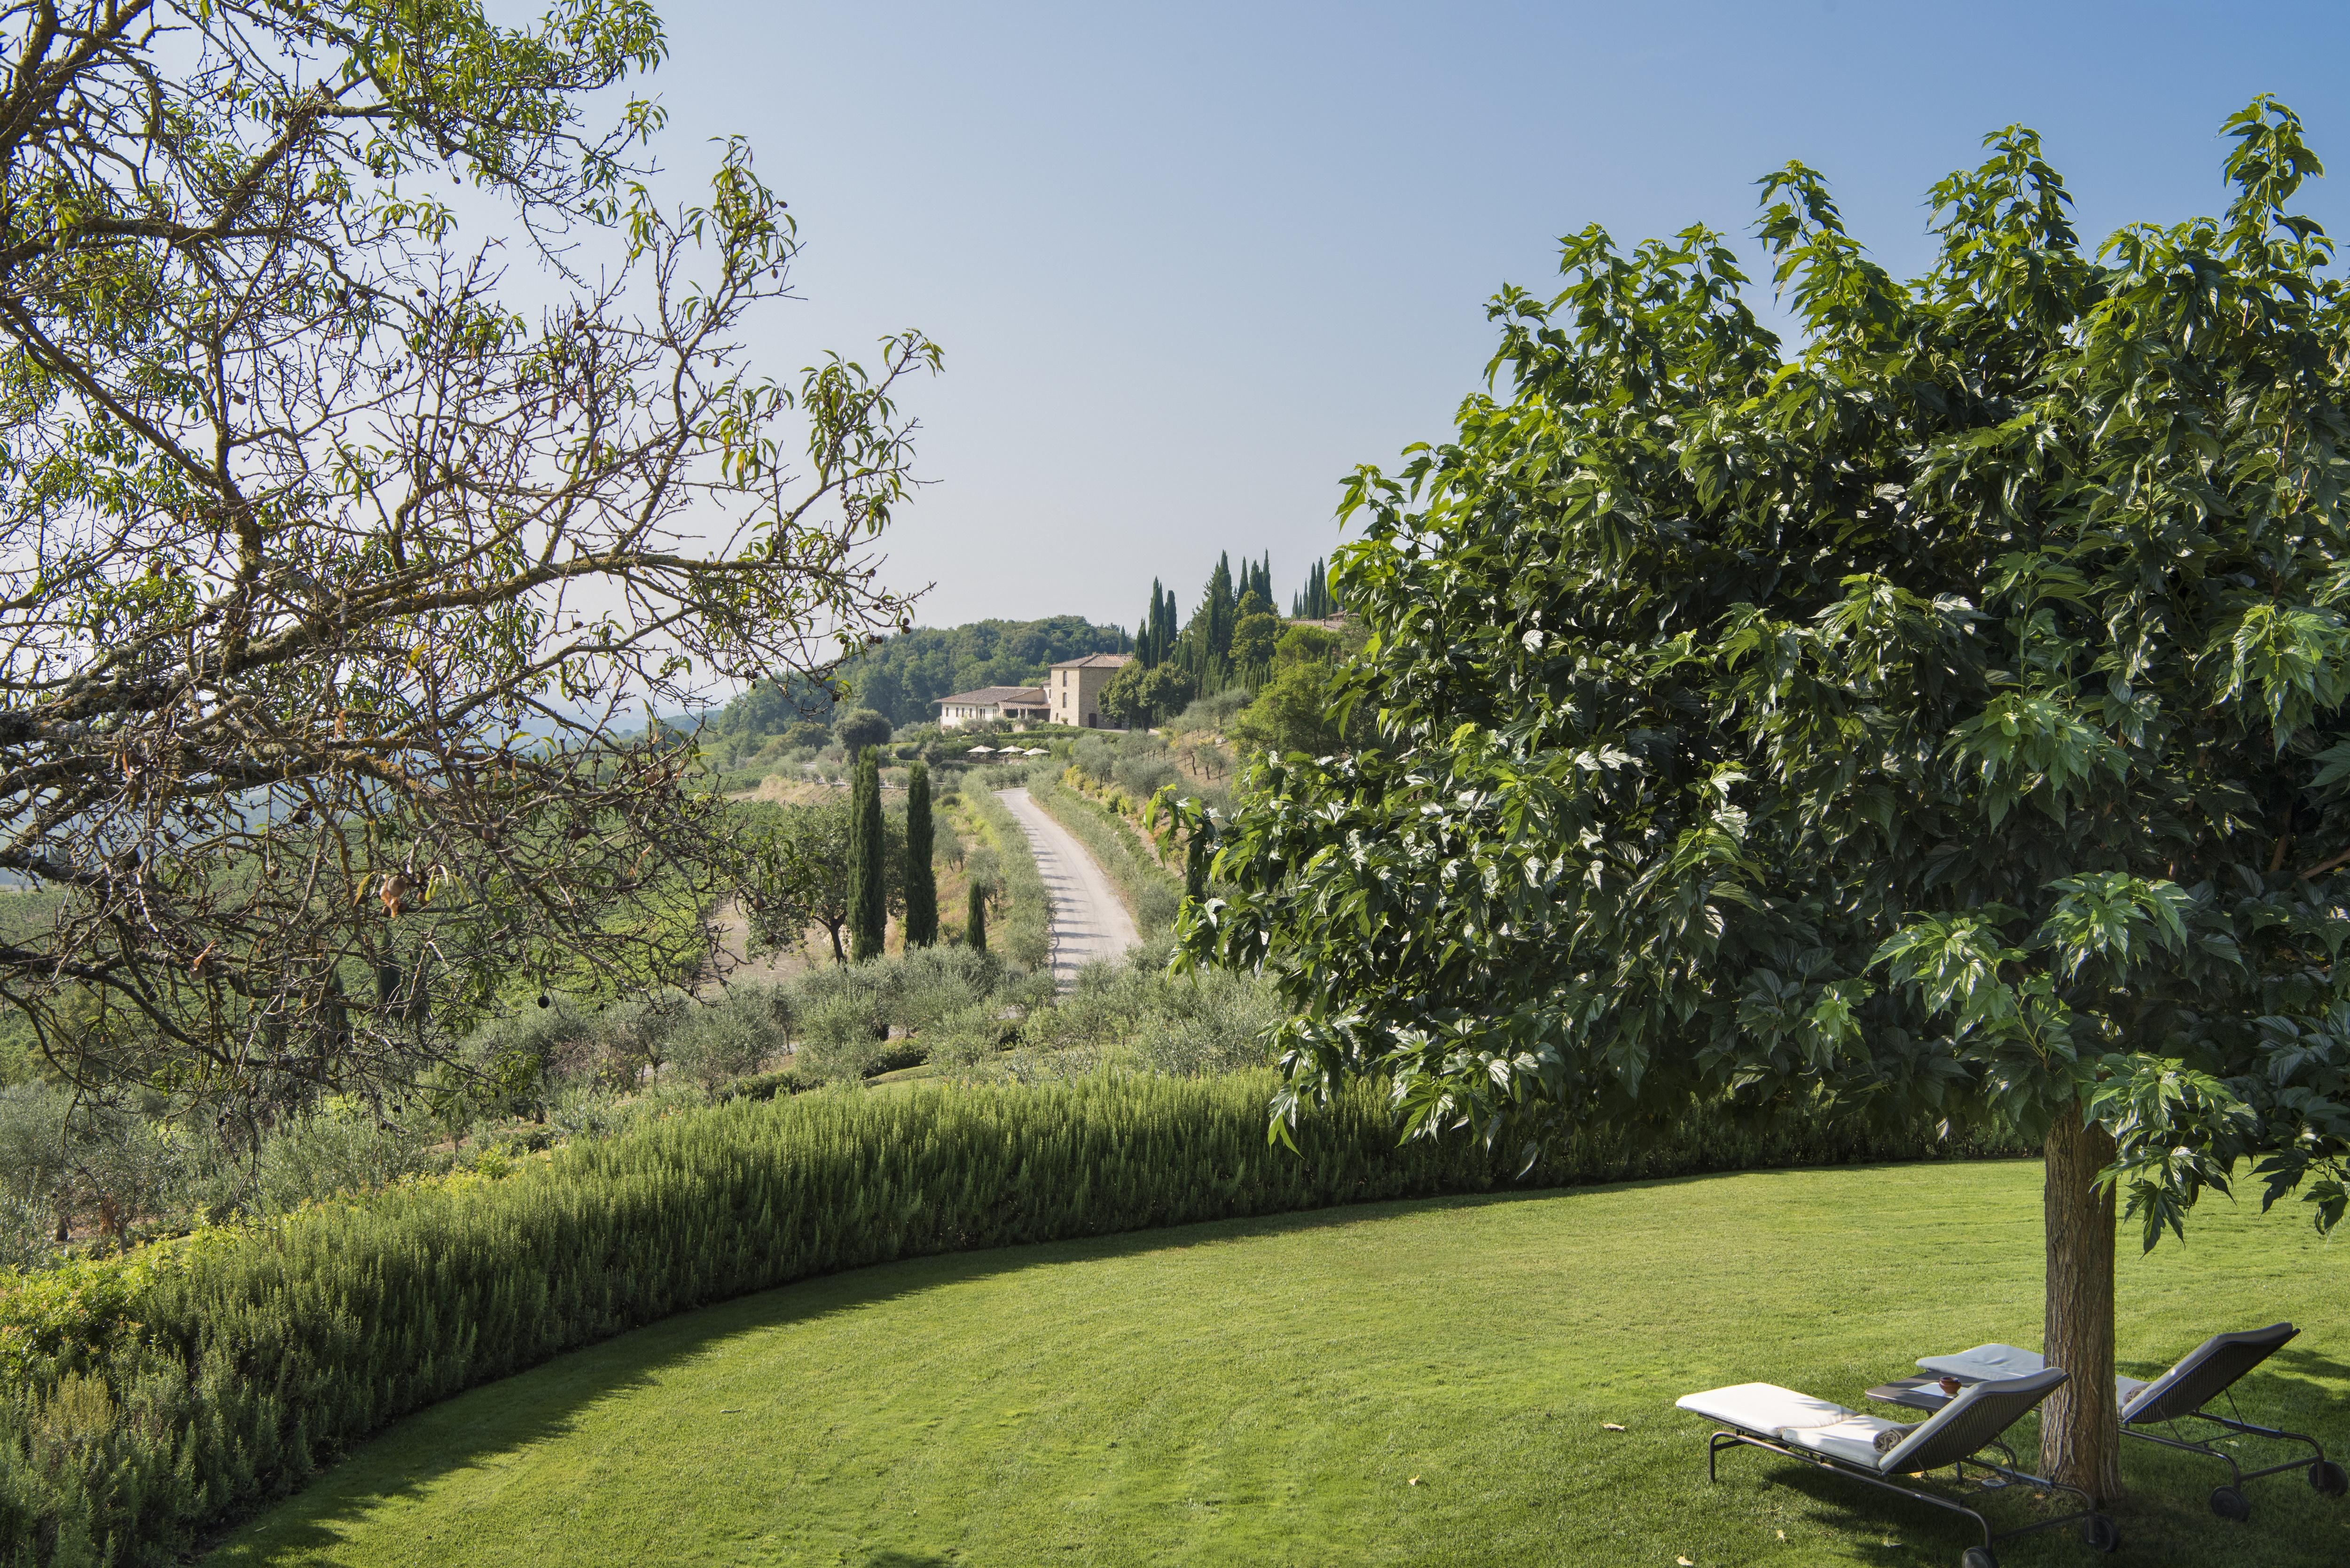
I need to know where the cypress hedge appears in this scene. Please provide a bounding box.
[0,1073,2015,1564]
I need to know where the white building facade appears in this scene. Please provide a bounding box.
[934,685,1050,730]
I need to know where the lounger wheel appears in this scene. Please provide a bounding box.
[2312,1459,2349,1497]
[2209,1483,2251,1521]
[2081,1512,2121,1553]
[1959,1549,1998,1568]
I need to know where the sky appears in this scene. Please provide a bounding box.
[633,1,2350,633]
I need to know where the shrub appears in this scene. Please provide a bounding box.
[1167,688,1251,734]
[198,1108,450,1219]
[666,988,792,1092]
[922,1003,1019,1069]
[794,994,891,1082]
[0,1070,2019,1564]
[1112,753,1179,799]
[889,946,1006,1034]
[1071,734,1117,785]
[714,1068,817,1103]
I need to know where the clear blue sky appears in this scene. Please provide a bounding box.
[649,0,2350,632]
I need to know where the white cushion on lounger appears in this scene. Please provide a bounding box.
[1917,1344,2149,1410]
[1778,1414,1914,1468]
[1676,1382,1855,1433]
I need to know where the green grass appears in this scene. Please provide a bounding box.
[210,1160,2350,1568]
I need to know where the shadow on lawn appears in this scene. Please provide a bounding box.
[204,1193,1562,1562]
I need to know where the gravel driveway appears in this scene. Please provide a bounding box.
[997,787,1141,986]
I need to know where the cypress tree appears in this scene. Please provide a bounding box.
[847,746,886,962]
[965,880,988,952]
[903,762,937,948]
[1293,558,1339,619]
[1206,554,1235,657]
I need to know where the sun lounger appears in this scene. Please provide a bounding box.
[1677,1370,2114,1568]
[1919,1324,2348,1521]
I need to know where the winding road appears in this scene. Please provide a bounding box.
[997,788,1141,987]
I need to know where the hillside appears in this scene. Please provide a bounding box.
[710,616,1130,734]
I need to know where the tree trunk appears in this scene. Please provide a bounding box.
[2042,1099,2122,1501]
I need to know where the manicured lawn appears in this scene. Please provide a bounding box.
[210,1160,2350,1567]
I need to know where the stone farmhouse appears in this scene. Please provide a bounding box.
[1050,653,1131,729]
[933,684,1051,730]
[933,653,1134,732]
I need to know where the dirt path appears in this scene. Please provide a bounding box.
[998,787,1141,986]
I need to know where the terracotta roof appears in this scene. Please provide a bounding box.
[933,685,1048,707]
[1049,653,1133,670]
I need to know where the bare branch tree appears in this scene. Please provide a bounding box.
[0,1,937,1113]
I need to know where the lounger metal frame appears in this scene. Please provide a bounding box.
[1701,1425,2108,1560]
[2122,1398,2341,1506]
[2109,1323,2343,1513]
[1923,1323,2347,1519]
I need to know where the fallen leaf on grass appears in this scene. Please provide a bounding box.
[1776,1531,1786,1541]
[1602,1422,1626,1431]
[1677,1558,1695,1566]
[1408,1476,1420,1486]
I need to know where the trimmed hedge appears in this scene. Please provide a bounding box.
[0,1073,2017,1564]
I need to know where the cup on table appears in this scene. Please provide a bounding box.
[1937,1376,1962,1399]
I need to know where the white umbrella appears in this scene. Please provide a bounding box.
[1025,747,1049,756]
[966,744,992,754]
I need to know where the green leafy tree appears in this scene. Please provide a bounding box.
[1230,600,1280,673]
[1101,662,1198,730]
[740,795,902,966]
[904,764,939,948]
[834,709,893,754]
[1230,663,1358,758]
[1179,101,2350,1499]
[0,0,938,1112]
[847,749,887,962]
[739,797,850,964]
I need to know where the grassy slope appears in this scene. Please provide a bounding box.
[211,1161,2350,1568]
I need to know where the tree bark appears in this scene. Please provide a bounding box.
[2042,1099,2122,1500]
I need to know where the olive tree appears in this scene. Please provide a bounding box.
[0,2,936,1110]
[1180,100,2350,1499]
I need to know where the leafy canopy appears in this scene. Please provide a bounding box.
[1181,99,2350,1248]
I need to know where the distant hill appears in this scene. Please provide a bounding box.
[710,616,1130,734]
